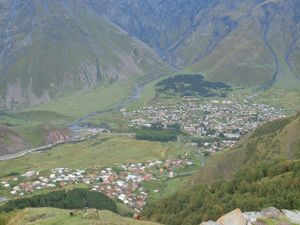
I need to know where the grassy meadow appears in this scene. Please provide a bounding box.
[25,80,134,118]
[143,175,189,204]
[0,135,185,177]
[84,111,130,132]
[5,207,161,225]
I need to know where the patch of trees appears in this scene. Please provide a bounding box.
[1,188,117,213]
[143,159,300,225]
[135,123,181,142]
[156,74,231,98]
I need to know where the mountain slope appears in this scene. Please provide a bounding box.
[92,0,300,88]
[5,208,161,225]
[1,0,299,110]
[144,114,300,225]
[88,0,216,60]
[0,125,27,155]
[0,0,169,109]
[183,0,300,88]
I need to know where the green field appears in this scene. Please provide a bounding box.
[0,79,137,149]
[5,208,161,225]
[127,79,158,110]
[143,176,189,204]
[84,112,130,132]
[25,80,134,118]
[0,135,185,177]
[127,74,183,111]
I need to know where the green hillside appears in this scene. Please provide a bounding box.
[177,0,300,88]
[1,188,117,213]
[1,0,299,112]
[0,0,169,110]
[192,113,300,183]
[144,114,300,225]
[3,207,161,225]
[0,109,75,154]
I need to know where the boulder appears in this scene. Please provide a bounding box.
[282,210,300,224]
[200,221,221,225]
[216,208,247,225]
[261,207,283,219]
[243,211,263,223]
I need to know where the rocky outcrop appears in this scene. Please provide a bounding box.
[42,124,72,145]
[201,208,300,225]
[216,209,247,225]
[0,126,28,156]
[0,123,72,156]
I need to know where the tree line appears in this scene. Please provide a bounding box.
[1,188,117,213]
[156,74,231,98]
[135,123,182,142]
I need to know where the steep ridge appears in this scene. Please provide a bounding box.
[181,0,300,87]
[0,0,169,109]
[144,114,300,225]
[92,0,300,87]
[87,0,217,62]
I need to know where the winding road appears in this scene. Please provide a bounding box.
[0,75,164,161]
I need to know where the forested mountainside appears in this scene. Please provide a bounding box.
[144,113,300,225]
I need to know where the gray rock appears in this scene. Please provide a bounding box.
[200,221,221,225]
[282,210,300,224]
[243,211,263,223]
[261,207,283,218]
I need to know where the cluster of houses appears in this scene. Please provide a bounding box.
[123,96,288,152]
[91,164,154,211]
[0,155,195,212]
[1,169,87,196]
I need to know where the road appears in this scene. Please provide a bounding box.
[69,75,163,131]
[0,132,135,161]
[0,75,165,161]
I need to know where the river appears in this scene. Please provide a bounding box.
[0,75,164,161]
[69,76,160,131]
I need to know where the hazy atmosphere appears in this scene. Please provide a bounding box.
[0,0,299,224]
